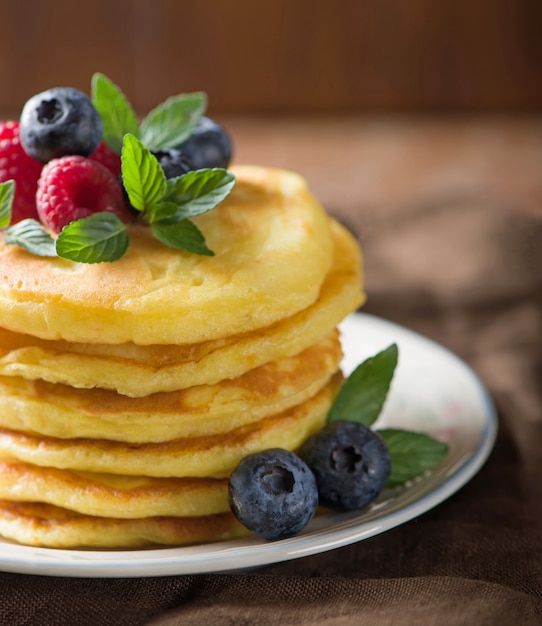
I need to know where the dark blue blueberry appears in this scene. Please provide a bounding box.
[299,421,391,511]
[19,87,102,163]
[176,116,232,170]
[151,148,193,179]
[228,448,318,541]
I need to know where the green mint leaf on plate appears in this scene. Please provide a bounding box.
[4,219,57,257]
[91,73,140,154]
[55,212,129,263]
[140,92,207,150]
[121,134,166,213]
[0,180,15,228]
[328,343,398,427]
[377,428,450,486]
[161,168,236,220]
[151,218,214,256]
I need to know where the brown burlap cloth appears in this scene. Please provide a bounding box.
[1,118,541,625]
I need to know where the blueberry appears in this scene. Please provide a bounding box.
[228,448,318,541]
[299,421,391,511]
[151,149,193,179]
[20,87,102,163]
[176,116,232,170]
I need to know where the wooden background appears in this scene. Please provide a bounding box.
[1,0,542,117]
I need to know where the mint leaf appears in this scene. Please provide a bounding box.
[55,212,129,263]
[149,201,180,223]
[91,73,140,153]
[151,219,214,256]
[328,343,398,426]
[378,429,449,486]
[4,219,56,256]
[121,134,166,212]
[0,180,15,228]
[161,168,236,220]
[140,92,207,150]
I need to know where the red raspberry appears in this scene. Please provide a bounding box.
[36,155,133,233]
[89,141,121,177]
[0,120,43,223]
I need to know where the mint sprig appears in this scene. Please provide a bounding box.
[378,429,450,486]
[91,73,206,154]
[118,134,235,256]
[55,212,130,263]
[91,73,140,154]
[151,218,213,256]
[121,133,166,212]
[4,219,57,257]
[330,343,449,485]
[162,168,237,220]
[140,92,207,150]
[328,343,398,426]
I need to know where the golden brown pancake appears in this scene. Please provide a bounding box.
[0,331,341,443]
[0,501,247,548]
[0,377,339,478]
[0,460,229,518]
[0,218,362,396]
[0,166,334,345]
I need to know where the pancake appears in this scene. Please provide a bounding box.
[0,219,363,396]
[0,166,334,345]
[0,460,229,518]
[0,377,339,478]
[0,331,341,443]
[0,501,247,548]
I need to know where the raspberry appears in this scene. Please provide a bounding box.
[0,120,43,223]
[36,155,133,233]
[89,141,121,177]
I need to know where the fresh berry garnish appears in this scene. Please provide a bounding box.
[36,156,132,233]
[228,448,318,541]
[176,116,232,170]
[89,141,121,177]
[0,121,42,223]
[299,421,391,511]
[19,87,102,163]
[151,149,193,179]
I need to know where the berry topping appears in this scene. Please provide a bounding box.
[299,421,391,511]
[90,141,121,177]
[176,116,232,170]
[20,87,102,163]
[151,149,193,179]
[36,156,132,233]
[228,448,318,541]
[0,121,42,223]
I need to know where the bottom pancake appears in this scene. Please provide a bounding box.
[0,500,248,548]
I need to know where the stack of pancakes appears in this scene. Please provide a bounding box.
[0,166,364,548]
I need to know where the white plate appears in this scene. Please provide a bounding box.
[0,313,497,578]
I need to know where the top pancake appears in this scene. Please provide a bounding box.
[0,166,334,345]
[0,219,363,396]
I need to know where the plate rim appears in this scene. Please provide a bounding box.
[0,312,498,578]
